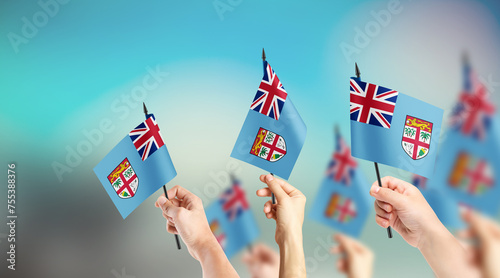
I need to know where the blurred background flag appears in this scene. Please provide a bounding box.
[449,55,495,140]
[411,174,463,228]
[309,127,371,237]
[93,116,177,218]
[205,176,260,259]
[350,76,444,178]
[230,50,307,180]
[429,56,500,216]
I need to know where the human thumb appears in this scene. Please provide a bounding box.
[370,185,405,209]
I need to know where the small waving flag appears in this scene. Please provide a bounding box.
[93,115,177,218]
[205,177,259,259]
[449,60,495,140]
[428,57,500,216]
[309,128,371,237]
[350,77,443,178]
[231,52,307,179]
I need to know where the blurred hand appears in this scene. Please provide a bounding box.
[369,176,441,248]
[256,174,306,245]
[155,185,214,261]
[331,234,373,278]
[241,243,280,278]
[458,210,500,278]
[256,174,306,278]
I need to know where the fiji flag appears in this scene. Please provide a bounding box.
[93,116,176,218]
[350,77,443,178]
[231,57,307,179]
[205,178,259,259]
[309,129,371,237]
[428,60,500,216]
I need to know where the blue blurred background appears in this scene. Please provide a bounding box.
[1,0,500,277]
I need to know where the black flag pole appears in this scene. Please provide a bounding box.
[144,103,182,249]
[270,173,276,204]
[355,64,393,239]
[263,48,277,206]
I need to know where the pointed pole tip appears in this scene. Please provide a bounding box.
[355,63,361,79]
[143,102,148,115]
[462,51,470,66]
[262,48,266,61]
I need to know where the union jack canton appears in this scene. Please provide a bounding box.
[129,116,165,161]
[250,61,288,121]
[350,78,399,129]
[326,132,357,186]
[219,182,249,221]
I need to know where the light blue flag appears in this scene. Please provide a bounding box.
[428,61,500,216]
[231,60,306,179]
[428,126,500,216]
[350,77,444,178]
[309,130,371,237]
[94,116,176,218]
[205,180,259,259]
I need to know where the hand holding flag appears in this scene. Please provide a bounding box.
[256,174,307,277]
[155,186,239,277]
[93,103,181,249]
[370,176,478,278]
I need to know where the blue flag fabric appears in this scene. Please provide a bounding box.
[350,78,444,178]
[205,181,259,259]
[309,131,371,237]
[94,117,176,219]
[428,125,500,216]
[231,60,306,179]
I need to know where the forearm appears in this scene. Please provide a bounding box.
[197,238,240,278]
[418,222,476,278]
[278,229,306,278]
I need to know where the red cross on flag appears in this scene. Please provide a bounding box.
[402,116,434,160]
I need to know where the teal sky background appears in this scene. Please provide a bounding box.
[1,0,500,277]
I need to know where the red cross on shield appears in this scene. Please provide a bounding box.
[250,127,287,162]
[402,116,434,160]
[107,158,139,199]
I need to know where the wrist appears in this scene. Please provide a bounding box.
[192,233,221,262]
[276,225,303,247]
[417,217,452,252]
